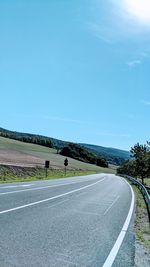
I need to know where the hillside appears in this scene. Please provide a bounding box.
[81,144,130,165]
[0,136,114,173]
[0,127,130,164]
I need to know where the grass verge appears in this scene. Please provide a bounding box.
[0,164,115,183]
[0,165,104,183]
[138,178,150,188]
[131,184,150,250]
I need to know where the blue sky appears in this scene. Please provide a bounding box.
[0,0,150,150]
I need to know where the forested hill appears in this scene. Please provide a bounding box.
[81,144,130,165]
[0,127,66,148]
[0,127,130,165]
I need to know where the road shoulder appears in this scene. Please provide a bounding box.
[133,184,150,267]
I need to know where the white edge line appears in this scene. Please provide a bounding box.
[0,178,106,215]
[102,178,135,267]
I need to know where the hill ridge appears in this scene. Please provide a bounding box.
[0,127,130,165]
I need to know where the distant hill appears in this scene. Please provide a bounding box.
[0,127,67,148]
[0,127,130,165]
[81,144,130,165]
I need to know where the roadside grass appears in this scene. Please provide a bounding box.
[132,184,150,250]
[139,178,150,187]
[0,165,115,183]
[0,170,98,183]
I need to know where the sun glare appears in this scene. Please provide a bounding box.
[125,0,150,23]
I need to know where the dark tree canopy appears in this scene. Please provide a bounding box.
[60,143,108,168]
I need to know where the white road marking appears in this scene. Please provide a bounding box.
[102,178,135,267]
[0,184,34,189]
[21,184,34,187]
[0,178,106,215]
[75,191,88,197]
[0,185,19,189]
[47,199,69,208]
[0,179,104,196]
[103,196,120,215]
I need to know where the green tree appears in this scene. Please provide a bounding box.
[60,143,108,167]
[117,159,136,177]
[97,157,108,168]
[130,143,150,184]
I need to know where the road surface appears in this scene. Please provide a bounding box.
[0,174,135,267]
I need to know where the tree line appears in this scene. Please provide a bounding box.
[0,131,53,148]
[117,142,150,184]
[60,143,108,168]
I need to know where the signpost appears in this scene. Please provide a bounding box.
[45,160,50,178]
[64,158,68,175]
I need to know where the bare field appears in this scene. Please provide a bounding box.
[0,149,44,167]
[0,136,115,173]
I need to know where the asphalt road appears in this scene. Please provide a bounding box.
[0,174,135,267]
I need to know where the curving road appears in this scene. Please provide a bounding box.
[0,174,135,267]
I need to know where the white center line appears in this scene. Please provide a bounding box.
[47,199,69,209]
[0,185,19,189]
[0,179,104,196]
[21,184,35,187]
[0,178,106,215]
[0,184,34,189]
[103,196,120,215]
[75,191,88,197]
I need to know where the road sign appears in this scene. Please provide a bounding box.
[64,158,68,166]
[45,160,50,178]
[45,160,50,168]
[64,158,68,175]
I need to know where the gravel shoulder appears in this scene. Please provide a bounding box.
[135,240,150,267]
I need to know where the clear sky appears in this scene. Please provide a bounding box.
[0,0,150,150]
